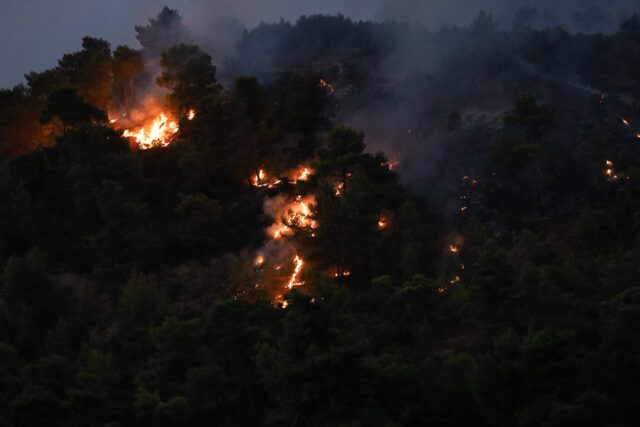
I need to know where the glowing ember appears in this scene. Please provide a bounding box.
[449,244,459,253]
[384,159,400,170]
[335,182,344,197]
[450,275,461,285]
[622,118,630,126]
[319,79,334,92]
[123,112,179,150]
[254,255,265,266]
[377,215,388,230]
[604,160,620,180]
[287,255,305,289]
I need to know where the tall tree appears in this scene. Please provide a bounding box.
[135,7,190,56]
[157,44,220,110]
[112,45,145,113]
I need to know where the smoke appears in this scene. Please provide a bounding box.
[2,0,639,87]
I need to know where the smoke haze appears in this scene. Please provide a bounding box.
[2,0,639,87]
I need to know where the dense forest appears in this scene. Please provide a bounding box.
[1,6,640,426]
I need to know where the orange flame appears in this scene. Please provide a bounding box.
[251,166,312,188]
[287,255,305,289]
[267,195,317,239]
[377,214,389,230]
[123,112,179,150]
[293,167,312,182]
[384,159,400,170]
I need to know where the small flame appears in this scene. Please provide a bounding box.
[187,109,196,120]
[287,255,305,289]
[622,118,630,126]
[294,167,312,182]
[252,166,312,188]
[377,215,389,230]
[449,244,459,253]
[319,79,334,92]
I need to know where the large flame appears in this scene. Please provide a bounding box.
[123,112,179,150]
[120,108,195,150]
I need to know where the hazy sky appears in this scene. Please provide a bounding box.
[1,0,406,88]
[1,0,637,88]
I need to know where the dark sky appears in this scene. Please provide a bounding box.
[1,0,637,89]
